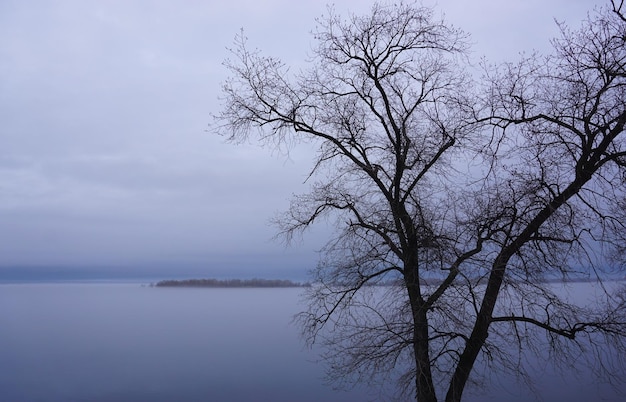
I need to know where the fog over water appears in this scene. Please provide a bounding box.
[0,283,624,401]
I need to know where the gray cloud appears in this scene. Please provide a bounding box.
[0,0,605,277]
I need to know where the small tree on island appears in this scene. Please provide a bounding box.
[215,2,626,401]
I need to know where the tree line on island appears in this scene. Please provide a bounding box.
[153,276,615,288]
[152,278,309,288]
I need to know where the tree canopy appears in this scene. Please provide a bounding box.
[215,2,626,401]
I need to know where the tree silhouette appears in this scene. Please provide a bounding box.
[215,2,626,401]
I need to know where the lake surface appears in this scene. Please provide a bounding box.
[0,283,624,401]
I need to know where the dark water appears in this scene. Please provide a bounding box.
[0,283,624,401]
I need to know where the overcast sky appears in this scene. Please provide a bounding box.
[0,0,605,279]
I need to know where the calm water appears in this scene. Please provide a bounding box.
[0,283,624,401]
[0,284,375,401]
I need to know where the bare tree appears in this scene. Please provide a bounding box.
[215,2,626,401]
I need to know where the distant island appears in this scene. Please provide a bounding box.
[152,278,309,288]
[150,276,622,289]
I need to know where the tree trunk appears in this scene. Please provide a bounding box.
[413,307,437,402]
[445,174,593,401]
[405,258,437,402]
[444,260,506,402]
